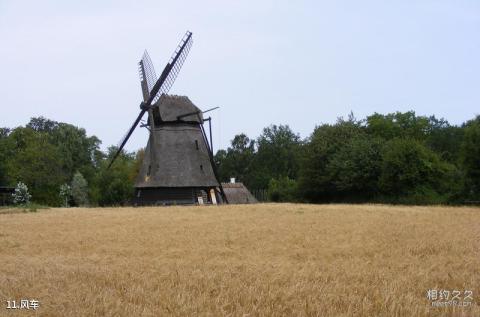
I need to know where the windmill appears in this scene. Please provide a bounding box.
[108,31,227,205]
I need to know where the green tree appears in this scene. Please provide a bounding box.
[0,127,11,185]
[326,135,384,201]
[95,147,135,206]
[214,133,256,185]
[460,116,480,199]
[365,111,430,141]
[298,116,363,202]
[71,172,89,206]
[48,121,102,188]
[6,127,67,205]
[26,116,58,132]
[379,138,460,204]
[131,148,145,181]
[426,117,464,163]
[25,117,102,195]
[249,125,302,189]
[2,118,102,205]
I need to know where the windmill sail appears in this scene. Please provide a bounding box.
[149,32,193,104]
[138,50,157,101]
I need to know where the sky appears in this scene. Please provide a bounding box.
[0,0,479,152]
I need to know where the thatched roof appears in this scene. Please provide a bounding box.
[156,95,203,123]
[222,182,257,204]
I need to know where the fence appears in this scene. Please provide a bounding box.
[251,189,268,202]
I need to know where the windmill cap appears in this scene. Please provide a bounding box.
[155,94,203,123]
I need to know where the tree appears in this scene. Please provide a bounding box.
[298,116,363,202]
[379,138,459,204]
[250,125,302,189]
[0,127,11,185]
[426,117,464,163]
[131,148,145,181]
[6,127,67,205]
[365,111,430,141]
[12,182,31,205]
[71,172,89,206]
[59,184,72,207]
[0,128,10,138]
[326,135,384,201]
[95,147,136,206]
[0,118,102,206]
[215,133,256,185]
[49,122,102,187]
[460,116,480,198]
[25,116,102,193]
[26,116,58,132]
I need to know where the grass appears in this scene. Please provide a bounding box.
[0,203,478,316]
[0,203,49,214]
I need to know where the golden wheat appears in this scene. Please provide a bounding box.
[0,204,478,316]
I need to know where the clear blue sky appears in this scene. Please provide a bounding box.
[1,0,478,151]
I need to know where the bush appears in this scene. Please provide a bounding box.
[12,182,31,205]
[24,202,49,213]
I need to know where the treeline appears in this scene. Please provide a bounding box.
[0,112,479,206]
[215,112,480,204]
[0,117,141,206]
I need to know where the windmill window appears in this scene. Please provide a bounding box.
[147,165,151,176]
[195,140,199,150]
[200,164,203,171]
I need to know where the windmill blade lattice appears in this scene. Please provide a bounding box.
[139,50,158,97]
[150,32,193,103]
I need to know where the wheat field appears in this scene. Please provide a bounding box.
[0,204,478,316]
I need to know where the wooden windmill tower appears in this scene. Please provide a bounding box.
[108,31,227,205]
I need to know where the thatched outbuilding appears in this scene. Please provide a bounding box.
[221,182,257,204]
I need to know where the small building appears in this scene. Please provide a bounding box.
[221,182,257,204]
